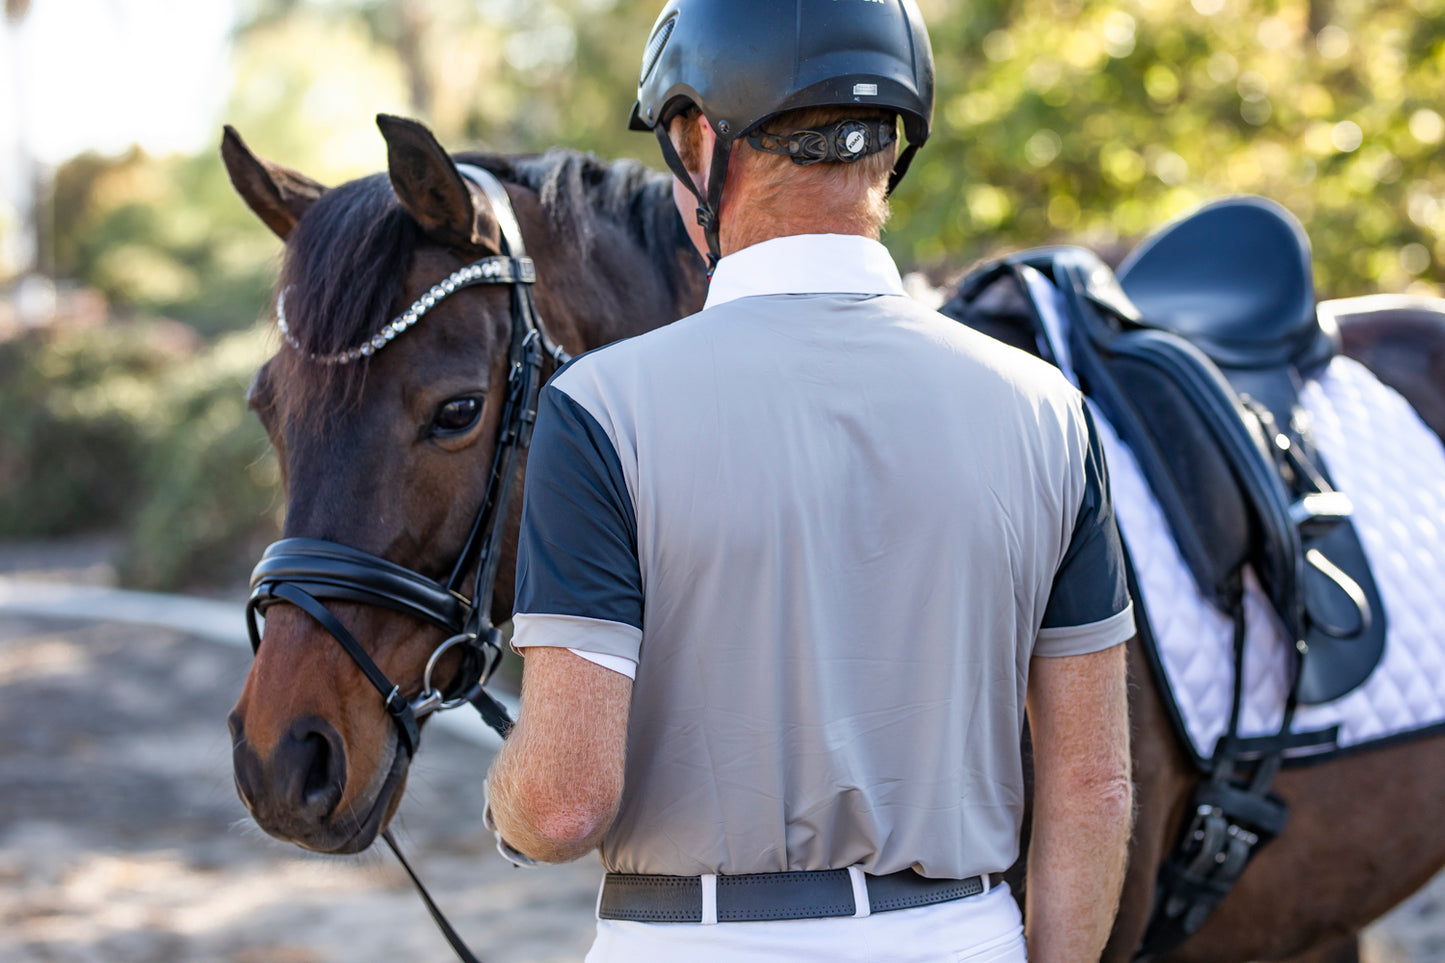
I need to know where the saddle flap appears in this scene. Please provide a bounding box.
[1079,325,1288,613]
[946,252,1264,609]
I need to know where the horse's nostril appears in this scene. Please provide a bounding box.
[232,739,261,811]
[301,732,339,808]
[280,719,347,819]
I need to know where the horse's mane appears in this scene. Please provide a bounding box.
[463,149,687,300]
[271,149,684,421]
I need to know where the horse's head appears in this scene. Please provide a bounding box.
[222,116,705,854]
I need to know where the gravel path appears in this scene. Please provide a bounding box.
[0,609,601,963]
[0,537,1440,962]
[0,539,599,962]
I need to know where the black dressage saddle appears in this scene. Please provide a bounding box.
[944,196,1392,957]
[946,196,1387,708]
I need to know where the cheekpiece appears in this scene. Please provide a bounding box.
[275,255,536,366]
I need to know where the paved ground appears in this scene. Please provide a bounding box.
[0,536,1441,962]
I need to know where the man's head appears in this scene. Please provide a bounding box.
[630,0,935,265]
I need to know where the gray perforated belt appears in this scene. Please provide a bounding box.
[598,867,1004,924]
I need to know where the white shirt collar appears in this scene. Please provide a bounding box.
[703,234,907,310]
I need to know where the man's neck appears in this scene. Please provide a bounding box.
[720,218,879,258]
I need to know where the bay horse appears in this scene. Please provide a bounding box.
[223,115,1445,962]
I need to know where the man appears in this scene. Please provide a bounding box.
[485,1,1134,960]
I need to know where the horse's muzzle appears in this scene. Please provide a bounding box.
[229,707,400,854]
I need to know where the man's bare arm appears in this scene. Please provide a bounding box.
[485,647,633,863]
[1025,640,1133,962]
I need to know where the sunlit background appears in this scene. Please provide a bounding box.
[1,0,1443,588]
[2,5,1444,958]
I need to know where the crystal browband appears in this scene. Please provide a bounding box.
[275,255,537,366]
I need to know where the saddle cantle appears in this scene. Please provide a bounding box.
[1114,194,1334,370]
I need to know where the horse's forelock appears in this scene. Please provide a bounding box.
[264,150,688,437]
[269,174,419,431]
[279,174,419,356]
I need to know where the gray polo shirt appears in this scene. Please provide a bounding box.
[512,234,1133,879]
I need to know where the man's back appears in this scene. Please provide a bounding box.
[523,235,1129,878]
[489,5,1134,956]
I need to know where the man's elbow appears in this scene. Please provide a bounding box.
[529,800,617,859]
[1096,772,1135,826]
[506,775,622,863]
[1045,759,1134,821]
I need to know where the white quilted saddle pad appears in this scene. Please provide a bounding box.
[1095,355,1445,762]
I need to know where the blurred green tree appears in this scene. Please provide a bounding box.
[44,0,1444,322]
[899,0,1445,296]
[15,0,1444,589]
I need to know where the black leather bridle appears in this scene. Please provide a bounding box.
[243,164,571,963]
[246,163,569,750]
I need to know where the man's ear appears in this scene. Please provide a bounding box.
[671,112,717,193]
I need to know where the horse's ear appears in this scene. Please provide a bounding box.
[377,114,500,252]
[220,126,326,241]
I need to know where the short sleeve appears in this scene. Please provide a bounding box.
[512,383,644,663]
[1035,403,1135,657]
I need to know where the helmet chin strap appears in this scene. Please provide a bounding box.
[654,125,731,276]
[888,141,921,196]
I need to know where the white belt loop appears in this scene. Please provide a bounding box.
[700,873,719,925]
[979,872,991,895]
[847,865,871,918]
[595,875,607,919]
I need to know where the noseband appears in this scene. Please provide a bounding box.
[245,164,572,755]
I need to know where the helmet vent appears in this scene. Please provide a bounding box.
[640,15,677,87]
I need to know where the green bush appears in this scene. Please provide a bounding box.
[121,329,283,591]
[0,322,175,535]
[0,321,281,590]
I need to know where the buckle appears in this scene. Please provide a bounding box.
[1289,490,1352,529]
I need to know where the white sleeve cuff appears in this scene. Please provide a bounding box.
[512,612,642,659]
[1034,604,1135,657]
[512,612,641,679]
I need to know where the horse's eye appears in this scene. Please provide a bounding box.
[433,396,483,435]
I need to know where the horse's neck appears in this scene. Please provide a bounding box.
[527,191,707,355]
[583,246,705,353]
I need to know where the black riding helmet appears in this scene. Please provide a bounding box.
[629,0,935,270]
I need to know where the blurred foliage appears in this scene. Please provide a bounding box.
[0,322,280,589]
[10,0,1445,588]
[902,0,1445,296]
[41,0,1445,329]
[50,150,282,333]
